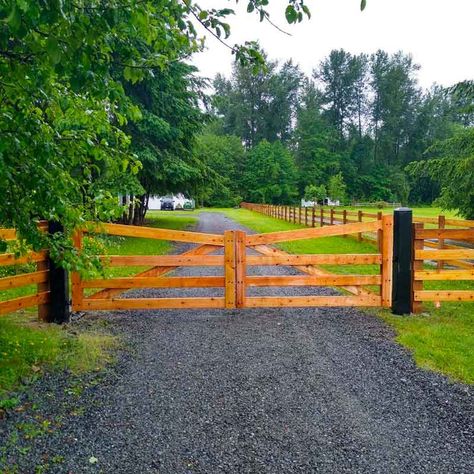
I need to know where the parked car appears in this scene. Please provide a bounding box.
[161,198,174,210]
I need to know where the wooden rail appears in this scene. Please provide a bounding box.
[0,223,50,318]
[241,202,474,271]
[411,223,474,311]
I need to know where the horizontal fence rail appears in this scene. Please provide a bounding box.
[2,209,472,320]
[412,223,474,311]
[241,202,474,271]
[0,222,51,319]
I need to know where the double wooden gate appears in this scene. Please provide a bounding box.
[72,217,393,311]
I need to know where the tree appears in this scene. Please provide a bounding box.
[242,141,298,204]
[0,0,313,268]
[213,51,303,148]
[294,80,343,192]
[304,184,326,203]
[123,62,206,225]
[315,50,368,141]
[369,50,421,165]
[193,132,246,207]
[328,173,347,204]
[406,127,474,218]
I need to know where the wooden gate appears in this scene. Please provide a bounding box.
[72,217,393,311]
[232,215,392,308]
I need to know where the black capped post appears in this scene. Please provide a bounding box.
[391,208,413,315]
[48,221,70,323]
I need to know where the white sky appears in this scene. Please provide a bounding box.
[192,0,474,89]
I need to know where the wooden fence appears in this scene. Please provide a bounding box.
[72,223,229,311]
[411,225,474,311]
[0,222,50,319]
[240,202,474,265]
[0,212,472,320]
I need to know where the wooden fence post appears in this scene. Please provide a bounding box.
[358,210,363,241]
[411,223,424,314]
[293,207,296,224]
[48,221,70,323]
[377,211,383,252]
[299,206,302,224]
[37,257,50,322]
[224,230,236,309]
[438,215,445,270]
[235,230,246,308]
[320,207,324,227]
[381,214,394,308]
[71,229,83,313]
[304,207,308,226]
[312,206,316,227]
[330,208,334,226]
[391,208,413,315]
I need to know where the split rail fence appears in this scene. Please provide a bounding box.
[0,221,51,319]
[0,209,472,322]
[240,202,474,269]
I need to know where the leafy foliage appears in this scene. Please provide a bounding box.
[209,47,472,215]
[0,0,313,268]
[242,141,298,204]
[406,128,474,218]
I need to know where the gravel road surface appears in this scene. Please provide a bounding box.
[1,212,473,473]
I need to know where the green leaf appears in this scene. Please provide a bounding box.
[5,4,21,31]
[247,2,254,13]
[46,37,61,64]
[361,0,367,11]
[198,10,208,20]
[285,5,297,24]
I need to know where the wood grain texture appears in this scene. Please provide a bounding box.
[235,230,246,308]
[381,214,394,308]
[416,228,474,240]
[252,245,376,297]
[101,255,225,267]
[245,295,381,307]
[85,222,224,245]
[82,276,225,288]
[224,230,236,309]
[414,291,474,302]
[0,251,47,266]
[414,270,474,281]
[0,292,50,316]
[246,220,381,245]
[246,275,381,286]
[246,254,382,266]
[71,230,83,311]
[80,297,225,311]
[416,249,474,260]
[36,259,50,321]
[0,270,49,290]
[411,223,424,313]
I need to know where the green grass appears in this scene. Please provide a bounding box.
[0,211,198,401]
[340,205,462,219]
[214,207,474,384]
[0,314,118,401]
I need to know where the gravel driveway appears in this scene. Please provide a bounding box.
[1,212,473,473]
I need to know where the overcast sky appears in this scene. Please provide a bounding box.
[192,0,474,89]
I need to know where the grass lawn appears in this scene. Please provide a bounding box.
[0,212,198,402]
[339,206,463,219]
[214,207,474,385]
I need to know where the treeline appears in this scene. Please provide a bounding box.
[194,48,473,217]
